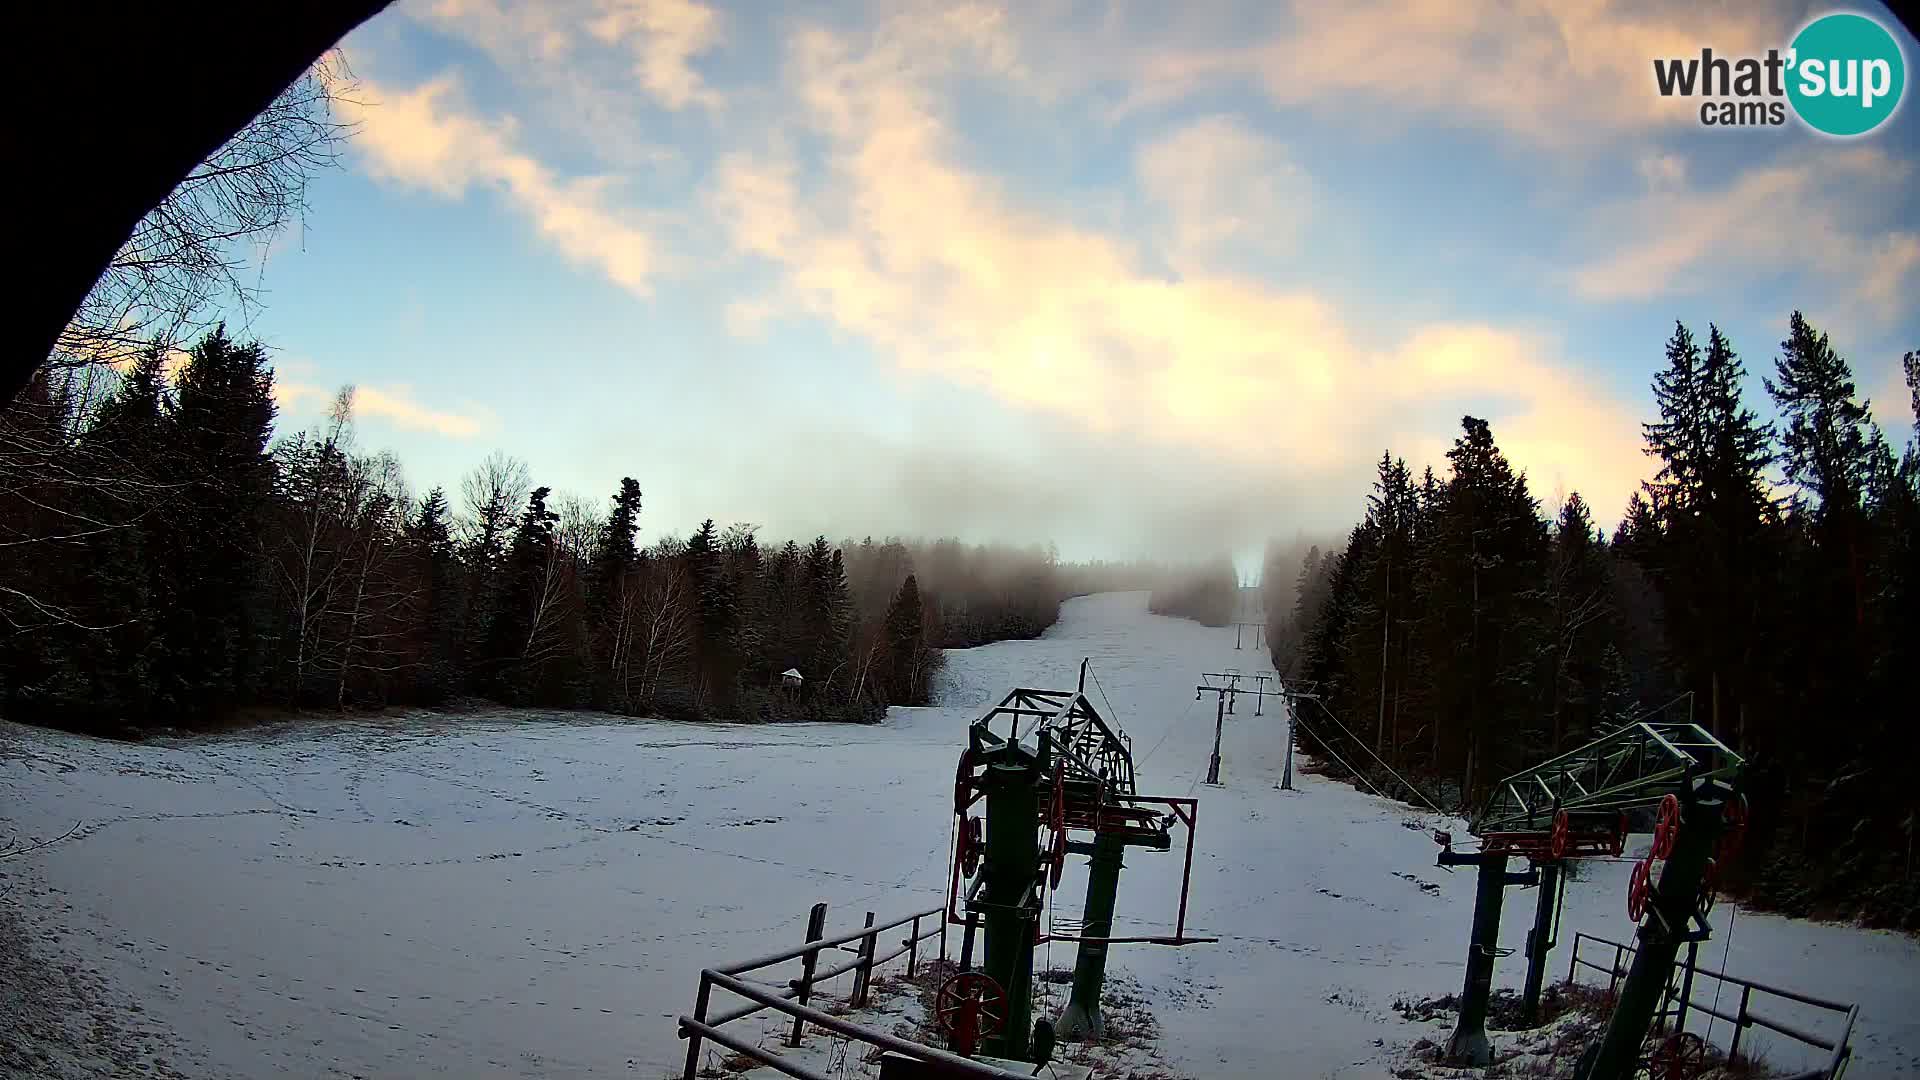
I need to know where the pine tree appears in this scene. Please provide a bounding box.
[587,478,642,706]
[881,574,940,706]
[1689,324,1775,740]
[153,326,278,719]
[590,479,643,611]
[1430,416,1548,797]
[685,519,741,711]
[1768,312,1877,518]
[485,486,562,702]
[59,353,171,725]
[797,537,853,710]
[722,524,767,696]
[1643,321,1706,520]
[1766,311,1879,661]
[1358,452,1415,757]
[407,487,461,702]
[1698,325,1774,520]
[1540,493,1610,751]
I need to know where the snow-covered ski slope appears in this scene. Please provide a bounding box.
[1,592,1915,1078]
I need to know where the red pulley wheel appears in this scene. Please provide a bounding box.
[1627,857,1653,922]
[1720,793,1749,861]
[954,747,976,817]
[1651,793,1681,860]
[1698,857,1719,916]
[935,970,1007,1057]
[1550,809,1570,859]
[958,815,983,878]
[1650,1031,1707,1080]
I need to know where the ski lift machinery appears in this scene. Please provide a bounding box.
[939,659,1214,1065]
[1432,716,1747,1080]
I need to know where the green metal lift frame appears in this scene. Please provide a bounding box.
[1436,721,1744,1069]
[947,666,1211,1061]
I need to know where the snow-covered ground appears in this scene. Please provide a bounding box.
[2,592,1915,1078]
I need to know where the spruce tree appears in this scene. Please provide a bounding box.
[587,478,642,704]
[685,519,741,711]
[1643,321,1706,519]
[154,326,278,719]
[881,574,929,705]
[1541,492,1609,751]
[408,487,461,702]
[486,486,560,702]
[1768,311,1878,517]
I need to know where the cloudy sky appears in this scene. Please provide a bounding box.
[247,0,1920,565]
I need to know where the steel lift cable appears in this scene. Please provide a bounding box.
[1136,694,1199,768]
[1304,695,1449,817]
[1289,714,1394,803]
[1704,901,1740,1052]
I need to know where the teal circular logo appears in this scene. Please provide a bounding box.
[1787,13,1906,136]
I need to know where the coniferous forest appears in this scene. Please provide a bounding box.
[0,329,1154,734]
[1275,314,1919,928]
[4,307,1914,930]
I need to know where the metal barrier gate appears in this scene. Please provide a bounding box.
[1566,931,1857,1079]
[677,900,1036,1080]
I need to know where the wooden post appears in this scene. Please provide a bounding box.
[852,910,877,1008]
[788,902,828,1047]
[1730,985,1752,1059]
[682,972,712,1080]
[907,914,921,978]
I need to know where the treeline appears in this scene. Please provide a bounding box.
[843,537,1064,649]
[0,328,1098,734]
[1147,556,1242,626]
[1283,312,1917,928]
[1260,534,1322,664]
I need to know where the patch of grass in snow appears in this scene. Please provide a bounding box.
[1392,983,1613,1032]
[862,960,1187,1079]
[1391,984,1791,1079]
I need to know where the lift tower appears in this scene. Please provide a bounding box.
[1194,670,1284,785]
[946,663,1211,1061]
[1433,721,1744,1070]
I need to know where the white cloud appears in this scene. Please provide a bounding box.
[321,0,1917,545]
[1870,357,1916,433]
[1572,148,1918,326]
[589,0,724,110]
[1135,116,1310,271]
[418,0,724,111]
[1121,0,1794,147]
[705,12,1651,514]
[1636,152,1688,191]
[338,76,660,295]
[274,377,493,439]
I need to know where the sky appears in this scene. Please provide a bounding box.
[241,0,1920,566]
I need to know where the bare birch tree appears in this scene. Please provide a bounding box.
[635,537,694,704]
[52,56,359,373]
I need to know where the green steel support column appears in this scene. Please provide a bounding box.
[1520,861,1562,1027]
[1576,785,1725,1080]
[981,753,1040,1061]
[1056,829,1126,1039]
[1446,851,1510,1066]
